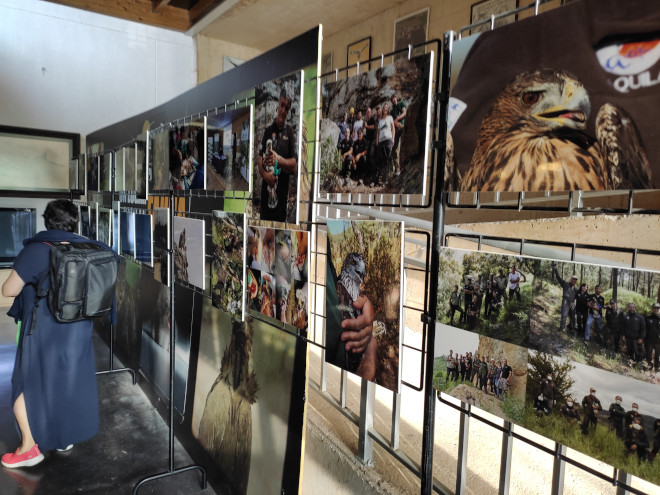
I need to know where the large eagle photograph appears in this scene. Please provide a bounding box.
[449,68,652,191]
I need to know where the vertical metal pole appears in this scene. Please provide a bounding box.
[109,324,115,371]
[420,30,452,495]
[357,379,375,464]
[499,422,513,495]
[391,392,401,450]
[320,353,327,392]
[455,403,470,495]
[551,443,566,495]
[340,369,348,408]
[168,190,176,473]
[616,470,631,495]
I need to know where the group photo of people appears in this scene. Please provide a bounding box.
[436,249,533,348]
[320,53,433,195]
[525,351,660,484]
[529,259,660,384]
[439,349,514,400]
[433,325,527,424]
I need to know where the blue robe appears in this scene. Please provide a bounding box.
[8,229,117,451]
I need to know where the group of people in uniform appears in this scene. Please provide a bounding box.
[334,94,407,184]
[551,262,660,371]
[443,350,513,399]
[446,265,526,329]
[533,379,660,463]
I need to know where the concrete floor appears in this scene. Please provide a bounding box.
[0,312,224,495]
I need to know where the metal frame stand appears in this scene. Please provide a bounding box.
[95,323,136,384]
[133,192,207,494]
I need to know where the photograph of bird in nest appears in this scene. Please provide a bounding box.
[191,308,305,495]
[444,2,659,193]
[325,219,403,393]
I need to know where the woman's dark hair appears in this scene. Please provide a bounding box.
[43,199,79,232]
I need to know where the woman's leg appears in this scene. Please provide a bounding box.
[14,393,36,453]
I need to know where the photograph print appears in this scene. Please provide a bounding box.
[435,247,533,348]
[273,228,309,330]
[99,151,112,192]
[153,207,170,286]
[124,144,136,192]
[529,258,660,386]
[252,71,303,224]
[524,350,660,486]
[68,157,78,191]
[206,106,252,191]
[325,219,403,393]
[211,210,246,320]
[136,132,148,198]
[87,153,98,192]
[77,154,86,193]
[320,52,433,197]
[114,147,124,191]
[170,117,206,190]
[150,126,170,192]
[114,259,143,372]
[88,202,98,241]
[98,207,111,247]
[172,215,206,290]
[433,324,528,425]
[445,1,660,192]
[245,225,309,330]
[191,308,307,495]
[79,204,90,238]
[120,210,135,258]
[134,212,153,265]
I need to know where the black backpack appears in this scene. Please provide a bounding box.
[34,242,119,324]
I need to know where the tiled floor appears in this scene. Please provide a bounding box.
[0,313,225,495]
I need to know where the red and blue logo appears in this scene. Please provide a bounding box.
[597,40,660,76]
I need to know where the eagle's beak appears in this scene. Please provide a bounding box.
[536,82,591,130]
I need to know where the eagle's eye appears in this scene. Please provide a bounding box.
[521,91,543,106]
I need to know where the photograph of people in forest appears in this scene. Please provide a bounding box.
[435,248,533,348]
[530,259,660,385]
[525,351,660,485]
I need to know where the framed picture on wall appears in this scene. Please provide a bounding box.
[346,37,371,68]
[0,125,79,193]
[321,52,333,75]
[393,8,429,61]
[223,55,245,73]
[470,0,517,34]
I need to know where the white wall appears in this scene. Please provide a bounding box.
[0,0,197,139]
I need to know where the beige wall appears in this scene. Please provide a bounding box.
[195,0,566,85]
[196,34,263,84]
[321,0,562,71]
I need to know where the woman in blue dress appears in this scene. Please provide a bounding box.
[1,199,117,468]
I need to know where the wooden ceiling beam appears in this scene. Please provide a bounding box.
[151,0,173,13]
[42,0,191,31]
[189,0,224,25]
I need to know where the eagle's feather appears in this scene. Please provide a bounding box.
[457,68,650,192]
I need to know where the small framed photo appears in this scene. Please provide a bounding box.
[393,8,429,61]
[347,37,371,68]
[321,52,333,76]
[470,0,517,34]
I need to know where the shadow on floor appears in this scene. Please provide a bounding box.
[0,314,222,495]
